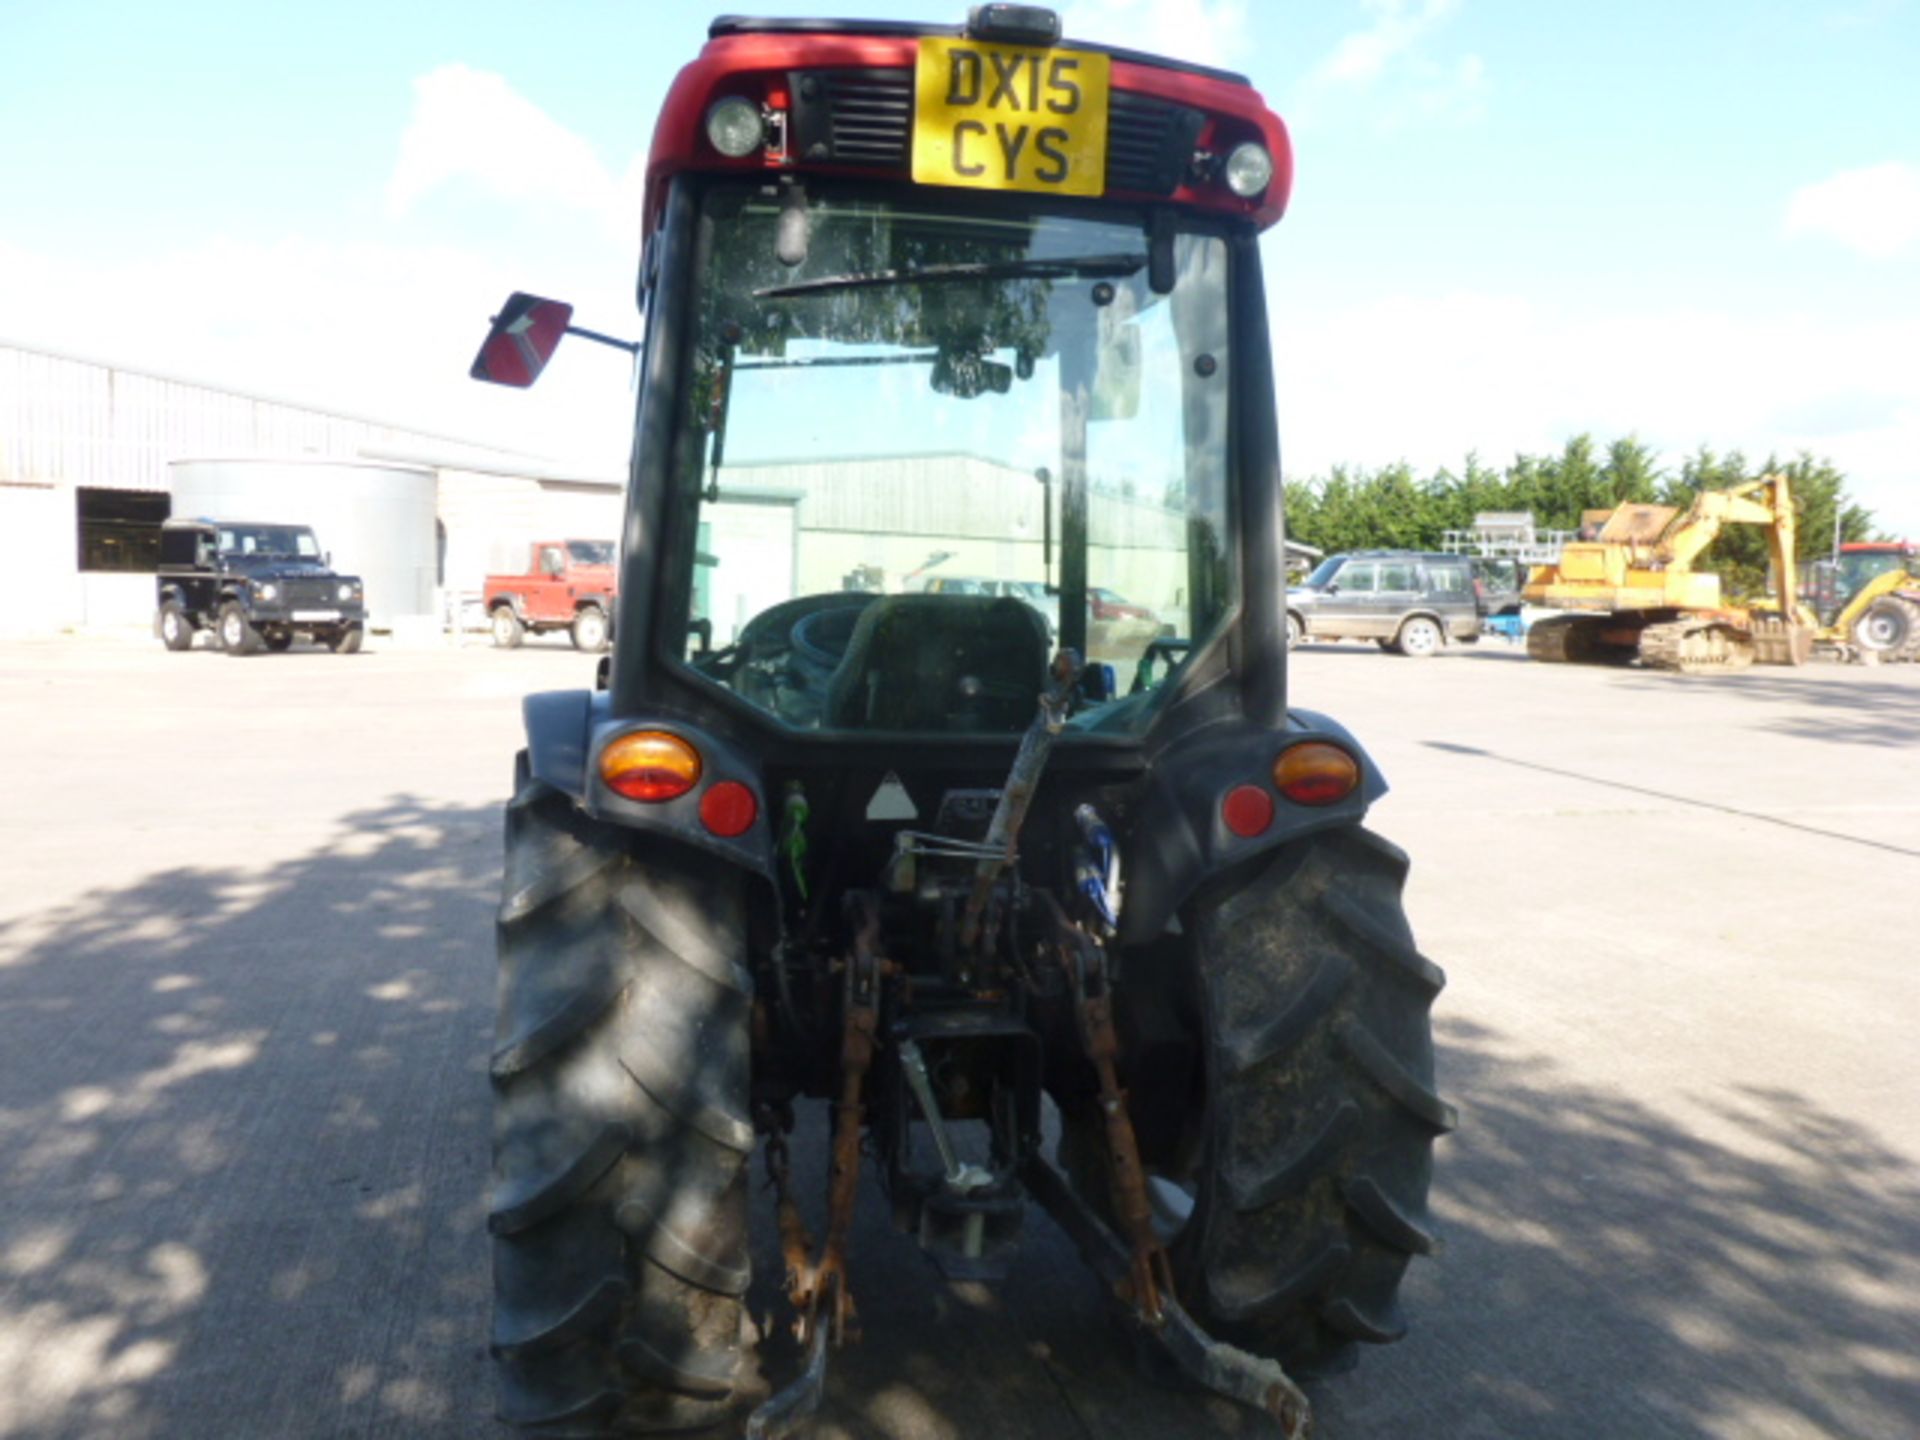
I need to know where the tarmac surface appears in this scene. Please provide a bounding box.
[1,632,1916,1440]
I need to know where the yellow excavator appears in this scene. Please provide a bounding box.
[1523,474,1814,673]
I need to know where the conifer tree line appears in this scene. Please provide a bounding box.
[1282,435,1881,597]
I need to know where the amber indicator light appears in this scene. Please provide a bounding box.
[699,780,759,837]
[600,731,703,803]
[1274,742,1360,806]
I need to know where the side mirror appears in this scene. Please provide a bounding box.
[471,292,574,388]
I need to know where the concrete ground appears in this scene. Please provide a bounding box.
[1,633,1916,1440]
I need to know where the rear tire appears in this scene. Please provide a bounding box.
[491,768,752,1435]
[493,606,527,649]
[1853,597,1916,658]
[1393,616,1443,657]
[159,603,194,651]
[1285,613,1304,649]
[571,607,611,653]
[263,629,293,652]
[1070,827,1452,1378]
[218,602,261,656]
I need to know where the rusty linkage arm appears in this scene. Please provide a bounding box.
[959,648,1084,955]
[1045,898,1173,1321]
[1036,897,1312,1440]
[748,896,883,1440]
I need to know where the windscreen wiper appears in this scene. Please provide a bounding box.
[755,253,1146,299]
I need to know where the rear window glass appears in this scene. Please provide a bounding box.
[1429,564,1469,594]
[1378,562,1417,590]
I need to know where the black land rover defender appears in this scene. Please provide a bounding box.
[155,518,366,655]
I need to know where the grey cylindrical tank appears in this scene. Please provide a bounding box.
[169,458,437,629]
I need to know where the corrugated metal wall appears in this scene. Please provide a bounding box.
[0,342,471,492]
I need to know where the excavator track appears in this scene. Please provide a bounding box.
[1527,614,1638,666]
[1638,620,1755,674]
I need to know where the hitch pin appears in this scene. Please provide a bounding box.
[899,1040,992,1260]
[899,1041,986,1190]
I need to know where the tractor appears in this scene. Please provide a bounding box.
[471,10,1451,1436]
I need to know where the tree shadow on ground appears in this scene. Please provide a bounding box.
[1312,1015,1920,1440]
[0,797,502,1440]
[5,813,1918,1440]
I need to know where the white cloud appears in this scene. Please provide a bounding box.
[1317,0,1459,85]
[1784,162,1920,259]
[1295,0,1487,130]
[1273,289,1920,534]
[0,64,656,472]
[386,63,644,239]
[1062,0,1249,71]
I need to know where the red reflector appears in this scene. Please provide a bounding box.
[699,780,758,838]
[1222,784,1274,838]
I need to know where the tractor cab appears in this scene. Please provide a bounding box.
[471,13,1446,1439]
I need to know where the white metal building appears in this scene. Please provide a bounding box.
[0,340,628,636]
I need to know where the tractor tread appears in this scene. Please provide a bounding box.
[500,846,621,928]
[617,1330,741,1399]
[1226,1101,1360,1213]
[1339,1019,1458,1133]
[1219,952,1351,1075]
[617,1043,755,1155]
[1206,1238,1353,1322]
[491,974,628,1081]
[616,1194,754,1295]
[1115,825,1450,1375]
[488,1122,629,1236]
[1323,887,1446,996]
[1323,1294,1409,1344]
[492,1277,631,1357]
[1342,1174,1440,1256]
[616,880,754,998]
[491,777,751,1434]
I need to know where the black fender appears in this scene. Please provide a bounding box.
[521,688,772,880]
[1117,708,1388,947]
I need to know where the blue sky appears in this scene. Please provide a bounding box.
[2,0,1915,531]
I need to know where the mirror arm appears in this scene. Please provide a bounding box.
[565,323,640,356]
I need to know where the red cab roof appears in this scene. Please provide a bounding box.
[642,24,1293,231]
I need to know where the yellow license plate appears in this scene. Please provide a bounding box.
[912,38,1110,197]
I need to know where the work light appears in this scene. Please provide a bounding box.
[1224,142,1274,198]
[705,97,765,158]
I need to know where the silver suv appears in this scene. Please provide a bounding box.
[1286,550,1481,656]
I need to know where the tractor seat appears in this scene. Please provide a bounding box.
[824,593,1050,732]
